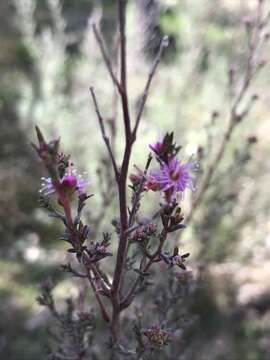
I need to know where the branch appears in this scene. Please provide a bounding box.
[89,87,119,179]
[124,208,161,237]
[90,263,111,297]
[128,153,152,227]
[133,36,169,139]
[111,0,132,296]
[110,0,133,340]
[92,24,122,94]
[118,0,131,139]
[86,268,110,323]
[62,264,88,278]
[120,229,168,310]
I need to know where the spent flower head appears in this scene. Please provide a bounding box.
[143,326,170,347]
[131,223,157,243]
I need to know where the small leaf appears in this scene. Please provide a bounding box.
[178,263,186,270]
[173,246,179,256]
[168,223,186,232]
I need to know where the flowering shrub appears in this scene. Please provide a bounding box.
[32,0,269,358]
[34,123,194,357]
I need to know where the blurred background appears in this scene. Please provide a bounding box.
[1,0,270,359]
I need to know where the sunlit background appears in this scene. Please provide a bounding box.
[1,0,270,359]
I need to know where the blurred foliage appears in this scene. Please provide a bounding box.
[1,0,270,359]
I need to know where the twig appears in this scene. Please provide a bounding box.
[120,229,168,310]
[65,267,88,279]
[90,263,111,297]
[124,208,161,237]
[117,0,131,140]
[94,264,112,289]
[92,24,122,94]
[133,36,168,139]
[89,87,119,179]
[86,268,110,323]
[128,153,152,227]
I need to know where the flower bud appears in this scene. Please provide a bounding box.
[61,175,78,192]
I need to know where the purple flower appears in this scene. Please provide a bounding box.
[151,157,196,202]
[40,169,89,198]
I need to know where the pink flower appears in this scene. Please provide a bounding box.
[132,223,157,242]
[131,167,161,192]
[40,169,89,198]
[144,174,161,191]
[151,157,196,202]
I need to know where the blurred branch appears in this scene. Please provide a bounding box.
[87,45,120,237]
[92,24,122,94]
[118,0,131,140]
[186,0,268,225]
[133,36,168,140]
[89,87,119,180]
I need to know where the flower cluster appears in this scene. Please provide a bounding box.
[146,133,197,203]
[131,223,157,243]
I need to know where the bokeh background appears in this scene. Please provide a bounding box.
[1,0,270,359]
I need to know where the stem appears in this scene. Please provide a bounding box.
[120,229,168,310]
[128,153,152,227]
[86,268,110,323]
[133,36,168,139]
[89,87,119,180]
[111,144,131,294]
[54,183,74,230]
[118,0,131,139]
[60,195,73,228]
[110,0,132,341]
[92,24,122,94]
